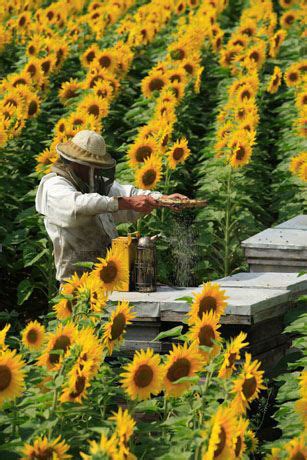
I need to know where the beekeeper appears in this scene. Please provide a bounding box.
[36,130,187,283]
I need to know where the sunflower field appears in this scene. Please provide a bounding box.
[0,0,307,458]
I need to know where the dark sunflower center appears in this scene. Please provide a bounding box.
[49,335,71,365]
[226,352,237,368]
[198,325,215,347]
[19,16,26,26]
[73,118,83,127]
[215,37,222,49]
[28,101,38,116]
[242,27,253,36]
[65,88,77,99]
[0,365,12,391]
[58,122,65,132]
[171,48,185,60]
[41,60,51,74]
[34,447,55,460]
[289,72,298,81]
[142,169,157,186]
[249,51,260,62]
[173,147,184,161]
[5,99,17,107]
[27,64,36,76]
[184,63,194,74]
[214,426,226,457]
[13,78,26,87]
[167,357,191,382]
[291,452,305,460]
[99,56,111,68]
[241,89,251,100]
[170,74,181,83]
[133,364,154,388]
[162,134,169,147]
[149,78,165,92]
[242,376,257,399]
[110,312,126,340]
[237,108,245,119]
[198,296,217,317]
[236,146,246,161]
[90,76,102,88]
[233,39,244,46]
[285,14,294,24]
[88,104,100,117]
[70,375,86,398]
[28,45,36,55]
[272,75,280,86]
[100,261,118,284]
[27,329,38,344]
[235,435,242,457]
[302,95,307,105]
[136,146,153,162]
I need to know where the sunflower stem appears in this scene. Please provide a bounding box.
[12,401,18,438]
[223,165,232,277]
[48,365,64,439]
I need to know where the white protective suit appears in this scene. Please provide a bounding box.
[35,172,162,282]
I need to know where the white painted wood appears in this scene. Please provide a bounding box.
[275,215,307,231]
[218,272,307,293]
[242,228,307,251]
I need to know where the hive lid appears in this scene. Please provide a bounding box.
[217,272,307,293]
[275,215,307,231]
[242,228,307,251]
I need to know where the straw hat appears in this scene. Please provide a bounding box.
[56,130,116,169]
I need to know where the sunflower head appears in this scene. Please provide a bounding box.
[285,63,301,87]
[21,436,71,460]
[167,138,190,169]
[188,282,228,324]
[187,311,221,363]
[218,332,249,379]
[120,348,163,400]
[37,323,77,370]
[102,301,136,354]
[0,349,25,406]
[93,247,129,292]
[141,71,167,98]
[202,406,237,460]
[21,321,45,351]
[128,137,160,167]
[135,154,162,190]
[163,342,203,397]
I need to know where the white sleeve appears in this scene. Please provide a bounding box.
[36,175,119,228]
[109,180,162,224]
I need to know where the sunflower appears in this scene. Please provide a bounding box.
[295,370,307,424]
[24,58,44,85]
[202,406,236,460]
[181,58,198,76]
[296,91,307,115]
[188,282,228,324]
[102,301,135,354]
[93,80,114,100]
[187,311,221,363]
[75,327,104,376]
[236,83,256,103]
[59,79,82,105]
[37,323,77,370]
[128,137,160,167]
[171,81,186,100]
[298,162,307,182]
[35,148,58,174]
[229,34,249,49]
[40,54,57,75]
[238,20,257,37]
[218,332,248,379]
[60,364,91,404]
[135,155,162,190]
[10,71,32,88]
[21,436,71,460]
[0,323,10,350]
[2,90,24,110]
[296,116,307,138]
[267,66,282,94]
[109,407,136,444]
[280,10,298,29]
[233,101,259,125]
[141,71,168,98]
[219,46,242,68]
[77,94,109,119]
[289,152,307,174]
[80,433,119,460]
[95,49,117,72]
[228,132,254,168]
[167,137,190,169]
[284,435,307,460]
[167,68,187,84]
[163,342,203,397]
[269,29,287,58]
[93,246,129,292]
[155,99,177,122]
[284,63,301,87]
[232,353,266,413]
[80,275,108,314]
[0,349,25,406]
[233,417,249,459]
[246,42,266,70]
[23,92,41,118]
[67,111,88,130]
[120,348,163,400]
[21,321,45,351]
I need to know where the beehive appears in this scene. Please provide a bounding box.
[111,236,138,291]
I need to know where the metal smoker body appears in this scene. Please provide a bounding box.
[135,236,157,292]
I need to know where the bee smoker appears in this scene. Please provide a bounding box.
[135,235,159,292]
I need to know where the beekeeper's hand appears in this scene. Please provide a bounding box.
[118,196,161,214]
